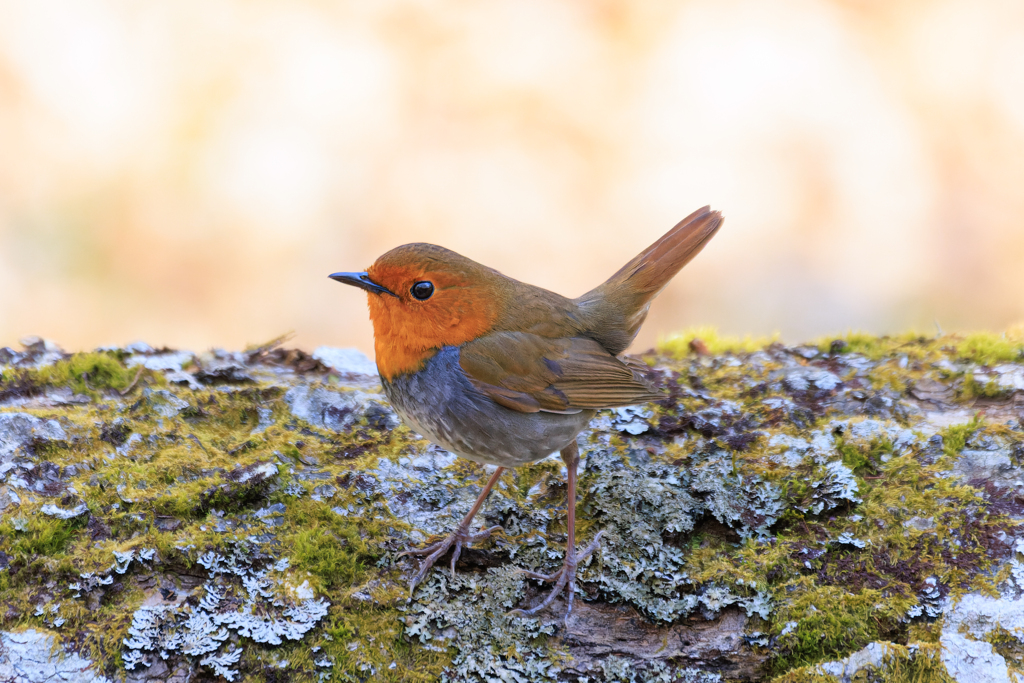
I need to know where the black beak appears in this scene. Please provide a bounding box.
[329,272,397,297]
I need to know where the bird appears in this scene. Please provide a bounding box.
[330,206,723,617]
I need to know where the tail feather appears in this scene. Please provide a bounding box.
[577,206,723,354]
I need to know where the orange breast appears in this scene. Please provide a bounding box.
[366,265,500,380]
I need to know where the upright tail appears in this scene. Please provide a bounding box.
[576,206,723,355]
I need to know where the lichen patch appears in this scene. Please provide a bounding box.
[1,332,1023,681]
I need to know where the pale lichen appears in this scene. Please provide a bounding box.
[1,333,1023,681]
[122,543,330,680]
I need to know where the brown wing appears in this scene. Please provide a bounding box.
[459,331,663,414]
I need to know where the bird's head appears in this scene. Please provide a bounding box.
[331,243,503,379]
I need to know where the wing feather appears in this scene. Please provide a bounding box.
[459,332,662,414]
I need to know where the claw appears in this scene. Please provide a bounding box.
[509,531,604,621]
[517,567,560,581]
[401,468,507,594]
[450,542,462,577]
[400,524,503,593]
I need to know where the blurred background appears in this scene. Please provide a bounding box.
[1,0,1023,356]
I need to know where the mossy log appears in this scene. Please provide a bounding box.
[1,332,1023,682]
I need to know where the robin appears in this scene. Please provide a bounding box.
[330,206,722,617]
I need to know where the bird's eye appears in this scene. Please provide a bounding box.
[411,281,434,300]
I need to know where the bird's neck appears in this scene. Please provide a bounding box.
[368,290,500,380]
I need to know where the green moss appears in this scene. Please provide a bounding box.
[868,363,915,393]
[659,325,779,356]
[32,352,145,397]
[770,586,902,672]
[836,435,893,477]
[772,642,955,683]
[984,627,1024,680]
[815,331,934,360]
[771,670,839,683]
[874,642,955,683]
[955,331,1024,365]
[961,372,1006,399]
[4,333,1022,681]
[1,514,84,559]
[322,607,451,682]
[940,417,982,460]
[762,410,1016,674]
[815,329,1024,366]
[293,525,370,591]
[906,623,942,645]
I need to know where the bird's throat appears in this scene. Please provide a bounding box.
[367,288,499,381]
[373,336,436,381]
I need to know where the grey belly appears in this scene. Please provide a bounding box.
[381,346,593,468]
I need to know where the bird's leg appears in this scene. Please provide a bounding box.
[399,466,505,592]
[511,440,603,620]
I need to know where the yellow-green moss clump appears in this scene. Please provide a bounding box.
[36,352,135,393]
[1,331,1023,681]
[807,328,1024,365]
[660,325,780,356]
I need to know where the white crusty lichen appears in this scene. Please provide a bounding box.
[577,448,780,622]
[199,647,243,681]
[407,573,725,683]
[583,448,702,622]
[398,443,785,631]
[599,655,724,683]
[121,543,329,680]
[800,460,860,515]
[403,565,561,682]
[6,337,1022,680]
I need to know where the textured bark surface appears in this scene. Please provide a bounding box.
[0,333,1023,682]
[556,605,760,679]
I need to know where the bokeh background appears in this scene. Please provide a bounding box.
[1,0,1023,356]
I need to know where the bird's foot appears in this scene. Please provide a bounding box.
[398,524,503,593]
[510,530,604,620]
